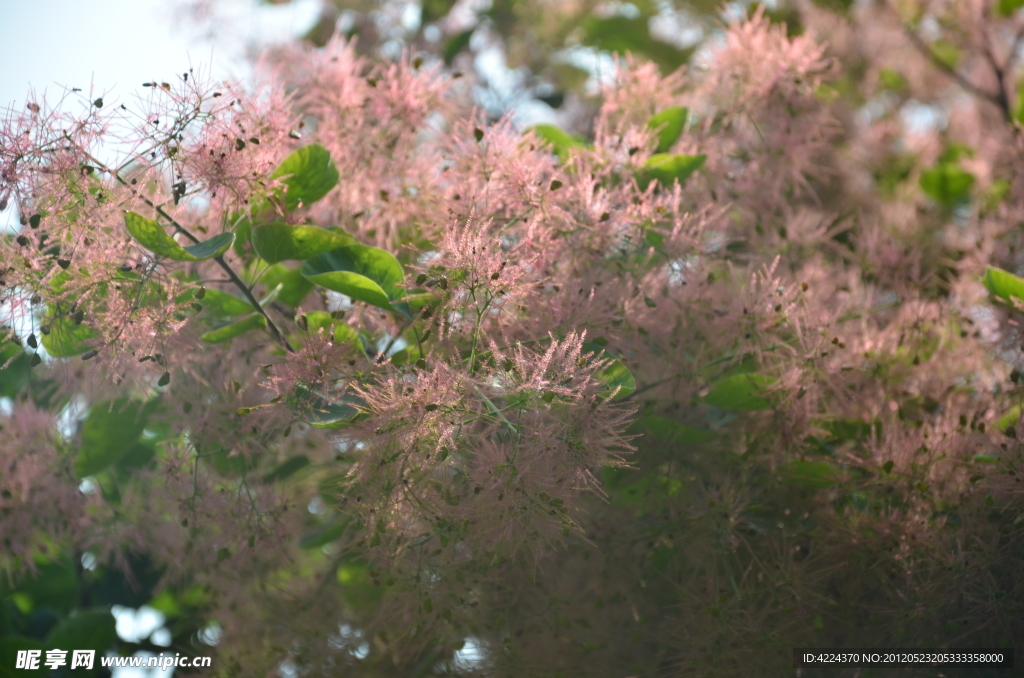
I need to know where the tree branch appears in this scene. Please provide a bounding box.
[96,161,296,353]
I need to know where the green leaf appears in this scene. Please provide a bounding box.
[76,399,154,479]
[251,223,354,263]
[529,124,590,161]
[997,405,1021,432]
[200,314,267,343]
[199,288,255,317]
[997,0,1024,16]
[270,144,339,211]
[780,460,842,489]
[443,28,474,64]
[300,519,350,549]
[878,68,908,93]
[0,638,45,678]
[40,313,98,358]
[637,153,706,190]
[124,212,234,261]
[982,266,1024,302]
[391,343,423,367]
[919,163,974,206]
[46,609,117,656]
[928,39,961,69]
[701,373,775,411]
[646,106,688,154]
[580,15,693,75]
[205,443,255,476]
[583,340,635,399]
[300,311,359,344]
[259,262,315,308]
[0,339,30,397]
[301,245,407,316]
[115,441,157,476]
[290,385,365,429]
[635,415,716,444]
[262,455,310,484]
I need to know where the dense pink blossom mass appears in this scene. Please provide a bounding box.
[2,4,1024,676]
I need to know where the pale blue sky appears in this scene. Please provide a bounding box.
[0,0,321,231]
[0,0,323,108]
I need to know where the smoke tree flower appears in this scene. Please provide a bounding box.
[2,2,1024,675]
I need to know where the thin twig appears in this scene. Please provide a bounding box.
[92,157,296,352]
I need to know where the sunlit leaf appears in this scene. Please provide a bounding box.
[251,223,354,263]
[646,106,688,154]
[637,153,706,190]
[40,313,98,358]
[302,245,408,317]
[982,266,1024,302]
[919,163,974,206]
[529,124,591,161]
[270,144,339,210]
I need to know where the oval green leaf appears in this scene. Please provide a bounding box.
[76,399,154,479]
[301,245,406,315]
[982,266,1024,302]
[200,314,267,343]
[41,313,98,358]
[530,124,591,161]
[701,373,775,411]
[300,520,349,549]
[251,223,354,263]
[270,144,339,211]
[646,106,689,154]
[635,415,716,444]
[124,212,234,261]
[637,153,706,190]
[919,163,974,206]
[258,262,315,308]
[46,609,117,656]
[300,311,359,345]
[289,385,365,429]
[583,340,635,399]
[200,288,255,317]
